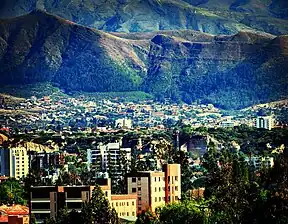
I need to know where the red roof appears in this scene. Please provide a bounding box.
[0,216,8,223]
[0,205,29,216]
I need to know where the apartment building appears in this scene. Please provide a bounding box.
[0,142,59,179]
[127,164,181,214]
[255,116,274,130]
[127,171,165,214]
[90,142,131,174]
[30,178,136,223]
[0,147,29,179]
[163,164,181,204]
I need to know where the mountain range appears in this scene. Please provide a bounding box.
[0,0,288,35]
[0,10,287,109]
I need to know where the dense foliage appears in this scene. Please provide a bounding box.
[0,178,26,205]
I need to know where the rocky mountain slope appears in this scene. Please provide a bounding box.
[0,0,288,35]
[0,11,287,109]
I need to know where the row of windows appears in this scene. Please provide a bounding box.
[155,187,165,192]
[155,197,165,202]
[118,212,135,217]
[168,186,179,192]
[113,201,135,207]
[132,177,141,182]
[168,176,179,184]
[154,177,164,182]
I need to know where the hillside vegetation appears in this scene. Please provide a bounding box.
[0,11,287,109]
[0,0,288,35]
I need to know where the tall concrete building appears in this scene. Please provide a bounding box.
[90,142,131,175]
[163,164,181,204]
[0,147,29,179]
[127,164,181,214]
[127,171,166,214]
[255,116,274,130]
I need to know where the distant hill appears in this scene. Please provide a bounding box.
[0,0,288,35]
[0,11,287,109]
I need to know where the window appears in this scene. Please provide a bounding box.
[159,197,161,202]
[112,203,114,207]
[138,197,141,201]
[138,177,141,181]
[132,188,136,193]
[138,187,141,191]
[155,197,157,202]
[116,202,118,206]
[127,202,129,206]
[175,196,179,201]
[168,176,170,183]
[159,187,161,192]
[175,186,178,191]
[158,177,161,181]
[154,177,157,182]
[168,186,170,191]
[132,201,135,206]
[132,177,136,182]
[175,176,178,181]
[127,212,129,216]
[132,212,135,216]
[168,196,170,201]
[105,191,108,197]
[155,187,157,192]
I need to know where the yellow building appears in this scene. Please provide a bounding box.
[0,146,29,179]
[111,194,137,218]
[0,142,59,179]
[127,164,181,214]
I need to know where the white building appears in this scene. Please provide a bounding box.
[245,156,274,170]
[90,142,131,175]
[115,118,133,129]
[255,116,274,130]
[220,121,235,128]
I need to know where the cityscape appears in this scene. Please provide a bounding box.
[0,0,288,224]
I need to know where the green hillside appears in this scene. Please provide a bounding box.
[0,11,287,109]
[0,0,288,35]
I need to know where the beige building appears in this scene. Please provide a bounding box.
[127,171,166,214]
[163,164,181,203]
[127,164,181,214]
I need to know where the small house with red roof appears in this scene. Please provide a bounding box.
[0,205,29,224]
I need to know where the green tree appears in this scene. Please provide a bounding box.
[81,185,119,224]
[0,178,26,205]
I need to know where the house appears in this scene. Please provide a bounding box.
[0,205,29,224]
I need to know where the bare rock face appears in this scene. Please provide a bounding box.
[0,11,287,109]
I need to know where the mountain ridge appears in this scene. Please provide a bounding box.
[0,0,288,35]
[0,11,287,109]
